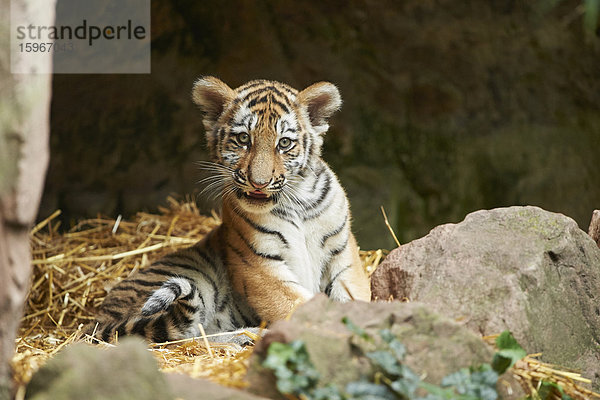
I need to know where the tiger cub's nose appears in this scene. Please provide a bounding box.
[250,179,269,190]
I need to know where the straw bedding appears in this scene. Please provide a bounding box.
[11,197,599,399]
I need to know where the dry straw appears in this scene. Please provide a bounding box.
[512,355,600,400]
[12,197,600,399]
[483,335,600,399]
[14,196,385,392]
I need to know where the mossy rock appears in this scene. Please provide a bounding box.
[26,338,172,400]
[245,296,524,398]
[372,206,600,389]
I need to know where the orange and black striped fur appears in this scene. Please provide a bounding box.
[86,77,371,344]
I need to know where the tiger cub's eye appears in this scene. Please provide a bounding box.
[238,133,251,145]
[278,138,292,150]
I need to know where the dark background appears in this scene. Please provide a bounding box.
[40,0,600,250]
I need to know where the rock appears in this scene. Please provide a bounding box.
[371,206,600,389]
[589,209,600,248]
[246,295,506,398]
[39,2,600,251]
[497,372,528,400]
[26,338,172,400]
[166,374,268,400]
[26,337,271,400]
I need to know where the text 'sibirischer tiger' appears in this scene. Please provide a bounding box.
[86,77,371,344]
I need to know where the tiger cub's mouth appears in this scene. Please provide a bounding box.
[246,190,269,199]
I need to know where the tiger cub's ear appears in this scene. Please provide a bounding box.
[296,82,342,134]
[192,76,236,132]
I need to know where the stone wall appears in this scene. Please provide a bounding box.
[40,0,600,249]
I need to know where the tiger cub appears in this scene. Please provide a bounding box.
[86,77,371,344]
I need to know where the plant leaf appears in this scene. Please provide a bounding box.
[379,329,407,360]
[346,381,397,400]
[262,340,321,396]
[492,331,526,374]
[366,350,405,376]
[343,317,374,342]
[495,331,523,352]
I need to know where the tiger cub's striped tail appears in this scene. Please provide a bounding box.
[141,277,199,316]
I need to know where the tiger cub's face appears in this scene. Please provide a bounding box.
[193,77,341,213]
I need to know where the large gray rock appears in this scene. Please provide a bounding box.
[26,337,270,400]
[26,338,173,400]
[166,374,267,400]
[246,295,524,399]
[371,206,600,389]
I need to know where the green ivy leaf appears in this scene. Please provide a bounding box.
[439,365,498,400]
[379,329,406,360]
[492,331,526,374]
[264,318,503,400]
[390,377,418,398]
[470,366,500,388]
[342,317,374,342]
[379,329,395,343]
[417,381,465,399]
[495,331,521,350]
[262,342,294,369]
[346,381,396,399]
[532,381,574,400]
[312,384,346,400]
[262,340,321,396]
[366,350,405,376]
